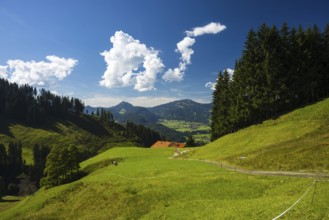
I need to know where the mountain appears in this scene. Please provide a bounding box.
[85,99,212,142]
[110,102,159,125]
[150,99,212,124]
[86,99,212,125]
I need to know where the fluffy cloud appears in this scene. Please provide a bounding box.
[176,37,195,64]
[100,31,164,92]
[186,22,227,37]
[163,22,226,82]
[205,68,234,91]
[226,68,234,80]
[205,81,216,90]
[0,55,77,86]
[0,66,8,78]
[162,36,195,82]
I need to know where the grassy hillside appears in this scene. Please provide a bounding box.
[0,113,133,163]
[1,147,328,219]
[192,98,329,172]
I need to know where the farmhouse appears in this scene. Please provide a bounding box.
[151,141,186,148]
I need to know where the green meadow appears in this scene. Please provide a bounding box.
[158,119,211,143]
[1,99,329,219]
[192,98,329,173]
[1,147,328,219]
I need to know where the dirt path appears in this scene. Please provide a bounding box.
[187,158,329,178]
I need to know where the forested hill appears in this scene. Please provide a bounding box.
[211,23,329,140]
[0,78,84,125]
[150,99,211,124]
[0,79,160,150]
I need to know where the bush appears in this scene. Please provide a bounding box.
[7,183,19,195]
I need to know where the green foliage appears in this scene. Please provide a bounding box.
[42,145,81,188]
[125,121,161,147]
[30,144,50,186]
[185,135,196,147]
[211,23,329,140]
[7,183,19,195]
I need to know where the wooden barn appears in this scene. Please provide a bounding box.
[151,141,186,148]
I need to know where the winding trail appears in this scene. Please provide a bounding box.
[185,158,329,178]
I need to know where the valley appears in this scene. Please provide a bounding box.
[1,98,329,219]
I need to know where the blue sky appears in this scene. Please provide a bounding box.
[0,0,329,107]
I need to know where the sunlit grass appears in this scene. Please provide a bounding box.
[192,99,329,172]
[1,147,328,219]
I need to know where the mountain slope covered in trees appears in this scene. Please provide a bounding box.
[211,23,329,140]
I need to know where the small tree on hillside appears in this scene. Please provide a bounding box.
[186,136,196,147]
[41,145,81,188]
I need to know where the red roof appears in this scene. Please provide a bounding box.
[151,141,186,148]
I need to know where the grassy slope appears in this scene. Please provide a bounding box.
[1,147,328,219]
[0,114,131,164]
[192,98,329,172]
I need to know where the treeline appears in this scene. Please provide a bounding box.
[0,78,84,125]
[211,23,329,140]
[0,142,85,196]
[0,142,51,197]
[125,121,161,147]
[0,142,25,197]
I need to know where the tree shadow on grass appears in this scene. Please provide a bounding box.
[0,116,15,138]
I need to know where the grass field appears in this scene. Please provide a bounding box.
[158,119,211,143]
[1,99,329,219]
[1,147,328,219]
[192,98,329,172]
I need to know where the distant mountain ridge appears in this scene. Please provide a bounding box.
[150,99,211,124]
[85,99,211,125]
[85,99,212,142]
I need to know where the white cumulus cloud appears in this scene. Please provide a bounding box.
[186,22,227,37]
[205,68,234,91]
[100,31,164,92]
[163,22,226,82]
[0,55,77,87]
[0,66,8,78]
[163,36,196,82]
[225,68,234,80]
[205,81,216,91]
[176,36,195,64]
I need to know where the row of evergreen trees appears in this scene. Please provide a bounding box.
[211,23,329,140]
[0,142,82,196]
[0,142,24,182]
[125,121,161,147]
[0,79,85,125]
[0,142,24,197]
